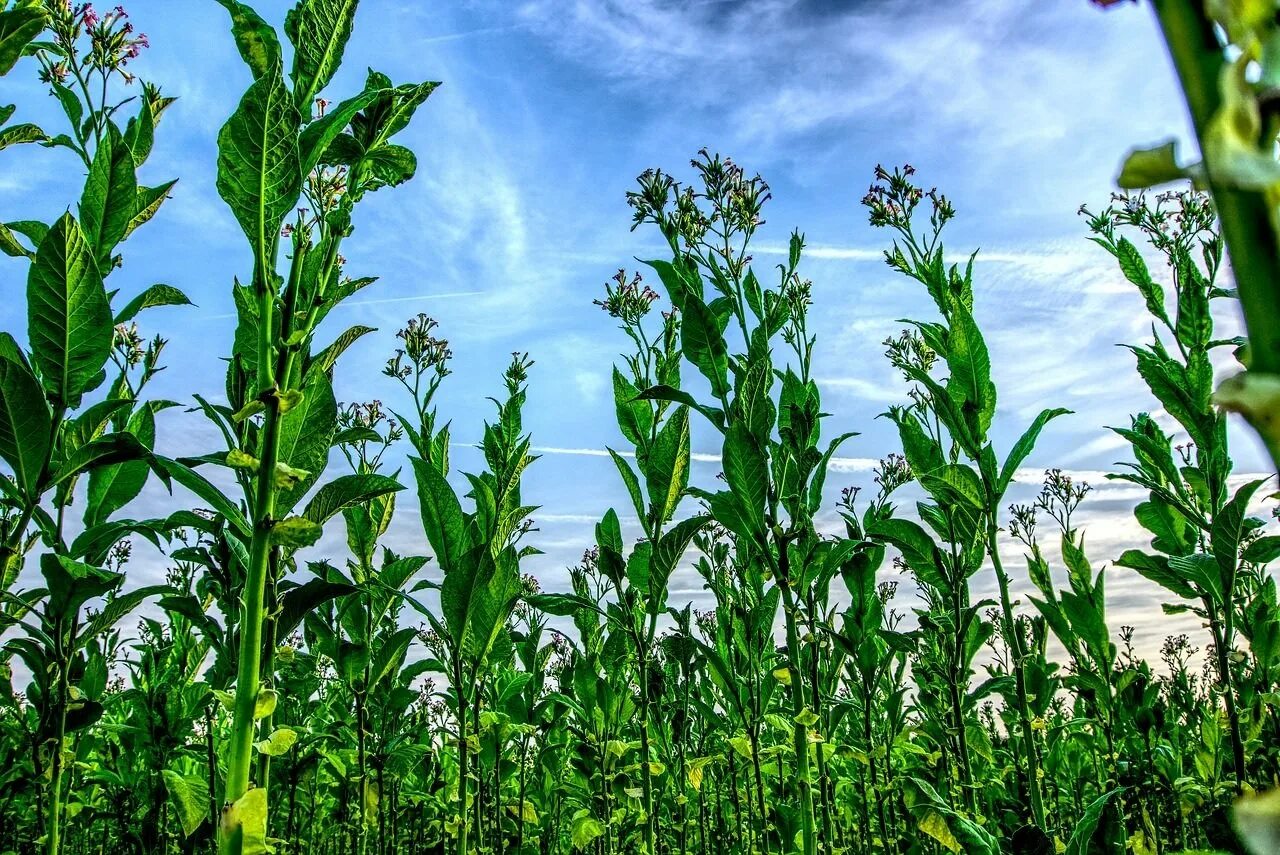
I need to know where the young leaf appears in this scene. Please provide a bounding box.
[285,0,360,109]
[78,122,137,267]
[996,407,1071,497]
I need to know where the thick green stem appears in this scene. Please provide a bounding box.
[46,654,70,855]
[1151,0,1280,470]
[221,286,283,855]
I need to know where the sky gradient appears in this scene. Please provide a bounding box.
[0,0,1268,661]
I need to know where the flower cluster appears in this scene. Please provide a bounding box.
[385,314,452,381]
[862,164,953,232]
[874,452,913,494]
[44,3,149,84]
[594,269,659,325]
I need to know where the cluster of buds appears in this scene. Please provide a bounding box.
[1008,502,1037,546]
[838,484,861,512]
[1080,190,1217,266]
[1035,468,1091,531]
[692,148,771,235]
[113,321,145,366]
[504,351,534,396]
[594,269,659,324]
[340,399,391,431]
[1160,633,1197,674]
[306,167,350,217]
[877,580,899,605]
[385,314,451,381]
[873,452,913,495]
[862,164,954,233]
[883,328,937,380]
[627,168,710,246]
[107,538,131,572]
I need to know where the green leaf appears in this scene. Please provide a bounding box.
[680,293,730,399]
[1117,139,1189,189]
[1115,236,1169,325]
[161,770,209,838]
[945,302,994,436]
[223,787,268,854]
[215,61,302,254]
[0,345,51,493]
[78,122,137,268]
[114,283,193,324]
[645,407,690,524]
[277,578,355,636]
[303,473,403,525]
[285,0,360,109]
[123,181,178,239]
[411,455,468,575]
[1065,788,1124,855]
[85,404,157,526]
[214,0,282,80]
[270,516,322,548]
[997,407,1071,497]
[254,727,298,756]
[298,88,379,175]
[608,449,646,525]
[274,370,337,513]
[649,515,711,608]
[1213,478,1268,599]
[0,122,44,150]
[722,421,767,528]
[0,6,45,77]
[51,432,148,488]
[27,213,112,407]
[154,456,252,537]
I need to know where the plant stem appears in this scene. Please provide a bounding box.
[778,577,816,855]
[1150,0,1280,470]
[221,284,283,855]
[987,523,1047,830]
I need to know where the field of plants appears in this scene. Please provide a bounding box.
[3,0,1280,854]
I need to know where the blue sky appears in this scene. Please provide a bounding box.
[1,0,1268,657]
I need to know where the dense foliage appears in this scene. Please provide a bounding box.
[1,1,1279,854]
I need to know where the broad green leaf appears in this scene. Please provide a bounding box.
[0,122,43,150]
[411,455,468,575]
[680,292,730,399]
[161,770,208,838]
[123,181,178,239]
[303,473,402,525]
[114,283,192,324]
[154,456,252,537]
[85,404,157,526]
[78,122,137,267]
[274,370,337,513]
[645,406,690,524]
[254,727,298,756]
[0,344,51,492]
[1117,139,1189,189]
[215,61,302,255]
[214,0,282,80]
[223,787,268,854]
[285,0,360,109]
[27,213,112,407]
[0,6,44,76]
